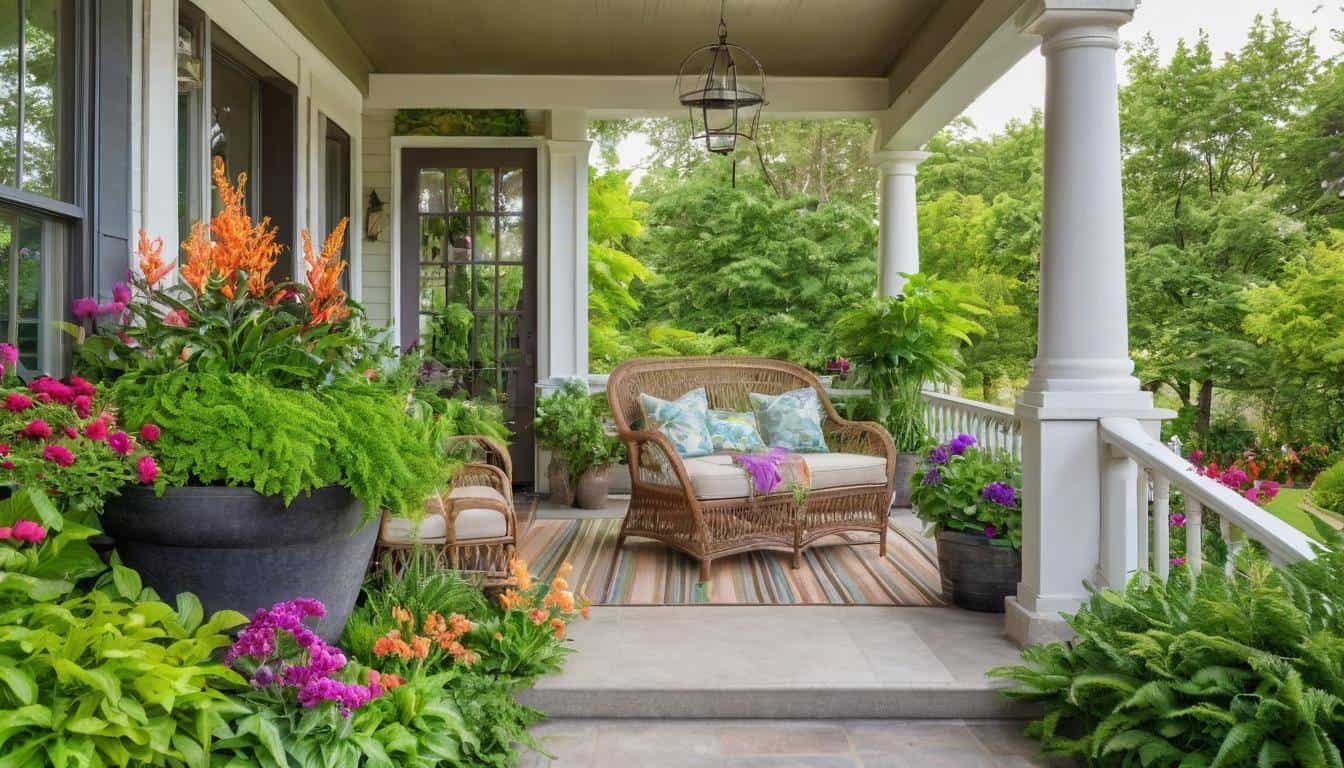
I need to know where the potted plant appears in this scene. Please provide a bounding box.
[834,274,987,506]
[534,380,624,509]
[910,434,1022,612]
[76,159,444,639]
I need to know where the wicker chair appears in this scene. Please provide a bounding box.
[607,356,897,580]
[377,435,518,583]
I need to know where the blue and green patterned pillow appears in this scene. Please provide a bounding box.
[707,408,767,453]
[749,387,829,453]
[639,388,714,458]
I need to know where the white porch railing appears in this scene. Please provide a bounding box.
[1097,417,1316,587]
[922,391,1021,460]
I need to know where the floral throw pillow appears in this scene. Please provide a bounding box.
[707,409,767,453]
[639,388,714,458]
[749,387,829,453]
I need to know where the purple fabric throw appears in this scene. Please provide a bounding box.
[732,447,792,495]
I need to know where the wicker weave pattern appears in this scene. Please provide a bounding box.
[608,356,897,579]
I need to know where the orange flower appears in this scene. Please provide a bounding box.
[447,641,479,666]
[509,559,535,591]
[178,221,214,293]
[136,229,174,286]
[448,613,473,636]
[178,158,282,300]
[492,631,504,642]
[544,589,575,613]
[302,217,349,327]
[550,617,566,640]
[551,576,569,592]
[529,608,548,626]
[379,672,406,691]
[410,634,431,660]
[498,589,529,611]
[581,605,591,620]
[557,562,574,579]
[373,630,413,660]
[422,611,446,636]
[391,606,413,627]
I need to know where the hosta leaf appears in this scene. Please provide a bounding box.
[0,663,36,705]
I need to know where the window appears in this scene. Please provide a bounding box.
[321,115,350,289]
[0,0,76,201]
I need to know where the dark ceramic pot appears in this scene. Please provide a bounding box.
[890,452,920,509]
[936,530,1022,613]
[101,485,376,641]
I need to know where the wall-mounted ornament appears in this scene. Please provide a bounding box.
[365,190,386,241]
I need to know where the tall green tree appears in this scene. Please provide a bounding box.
[587,170,653,371]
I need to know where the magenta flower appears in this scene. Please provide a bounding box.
[1170,556,1186,567]
[139,424,161,442]
[0,527,9,540]
[136,455,159,484]
[984,524,998,538]
[1169,512,1187,527]
[0,343,16,367]
[96,301,125,317]
[112,282,132,305]
[1257,480,1280,501]
[107,431,133,455]
[43,444,75,467]
[72,395,91,418]
[29,377,76,405]
[12,519,46,543]
[62,426,78,440]
[84,419,109,441]
[67,376,96,398]
[21,419,52,439]
[3,393,32,412]
[163,308,190,328]
[72,297,99,319]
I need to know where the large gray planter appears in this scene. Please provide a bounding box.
[936,530,1021,613]
[101,485,376,641]
[890,452,920,508]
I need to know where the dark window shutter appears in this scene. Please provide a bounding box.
[93,0,132,295]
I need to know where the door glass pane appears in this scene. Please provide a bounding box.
[497,264,524,312]
[418,264,445,311]
[473,313,496,372]
[210,55,256,214]
[474,264,497,311]
[22,0,69,199]
[445,214,471,262]
[0,2,18,188]
[417,169,444,213]
[499,215,523,262]
[500,168,524,212]
[446,168,470,211]
[471,168,494,212]
[419,215,444,261]
[472,216,494,262]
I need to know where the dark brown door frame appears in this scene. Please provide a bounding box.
[399,147,539,485]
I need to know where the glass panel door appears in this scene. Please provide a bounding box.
[401,148,537,484]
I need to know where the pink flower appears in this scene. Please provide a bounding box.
[1244,487,1260,504]
[0,343,16,367]
[97,301,125,317]
[163,309,189,328]
[62,426,78,440]
[72,395,91,418]
[1170,556,1186,567]
[112,282,132,305]
[0,444,10,456]
[12,519,46,543]
[136,455,159,484]
[1190,450,1204,463]
[1258,480,1280,501]
[21,419,51,439]
[29,377,75,405]
[67,376,96,398]
[43,444,75,467]
[0,527,9,540]
[1,462,14,470]
[72,297,99,318]
[3,393,32,412]
[83,419,108,441]
[1169,513,1186,527]
[139,424,161,442]
[107,431,133,455]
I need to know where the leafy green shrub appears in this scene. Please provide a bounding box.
[534,380,624,487]
[1311,459,1344,515]
[112,370,445,517]
[991,534,1344,766]
[834,274,988,451]
[911,436,1022,549]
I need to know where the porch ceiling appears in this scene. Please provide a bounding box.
[323,0,942,78]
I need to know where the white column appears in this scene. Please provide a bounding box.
[1007,1,1151,647]
[872,150,930,297]
[542,109,590,380]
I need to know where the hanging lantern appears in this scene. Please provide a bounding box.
[675,1,766,157]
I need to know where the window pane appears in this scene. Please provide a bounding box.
[210,54,256,214]
[472,215,493,262]
[446,168,470,212]
[22,0,72,199]
[0,2,18,188]
[417,169,444,213]
[500,168,524,212]
[499,215,523,262]
[497,264,524,312]
[471,168,494,212]
[0,208,62,375]
[418,264,444,311]
[445,214,471,262]
[419,215,444,261]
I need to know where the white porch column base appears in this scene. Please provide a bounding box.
[872,150,930,297]
[1005,597,1077,646]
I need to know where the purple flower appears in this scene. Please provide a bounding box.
[251,666,275,688]
[922,468,942,486]
[950,434,977,456]
[1169,512,1186,528]
[928,446,950,465]
[982,482,1017,508]
[984,524,998,538]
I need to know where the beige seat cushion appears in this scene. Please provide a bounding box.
[382,485,510,543]
[681,453,888,500]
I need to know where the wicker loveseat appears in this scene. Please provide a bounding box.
[607,356,897,580]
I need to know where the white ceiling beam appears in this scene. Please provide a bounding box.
[366,74,891,119]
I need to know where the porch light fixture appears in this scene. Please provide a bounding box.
[675,0,766,158]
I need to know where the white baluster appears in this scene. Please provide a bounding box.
[1153,475,1170,580]
[1136,465,1149,571]
[1187,500,1203,576]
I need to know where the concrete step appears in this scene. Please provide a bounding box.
[517,606,1037,720]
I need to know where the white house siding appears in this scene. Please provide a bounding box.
[360,109,396,326]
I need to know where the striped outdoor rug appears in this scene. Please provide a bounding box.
[516,517,945,606]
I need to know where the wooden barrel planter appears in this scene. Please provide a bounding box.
[101,485,377,641]
[936,530,1021,613]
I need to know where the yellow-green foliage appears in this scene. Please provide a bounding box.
[1311,459,1344,515]
[112,371,445,518]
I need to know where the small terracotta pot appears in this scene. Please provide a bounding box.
[575,465,612,510]
[547,457,574,506]
[890,452,920,508]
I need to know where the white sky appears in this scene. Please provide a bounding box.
[604,1,1343,170]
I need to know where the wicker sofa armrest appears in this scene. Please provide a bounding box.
[824,419,898,482]
[451,462,514,507]
[624,428,697,493]
[443,435,512,481]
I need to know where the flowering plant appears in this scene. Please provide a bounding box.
[0,344,159,517]
[370,606,479,676]
[76,157,375,389]
[911,434,1023,549]
[1188,450,1282,505]
[473,559,589,680]
[224,597,387,718]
